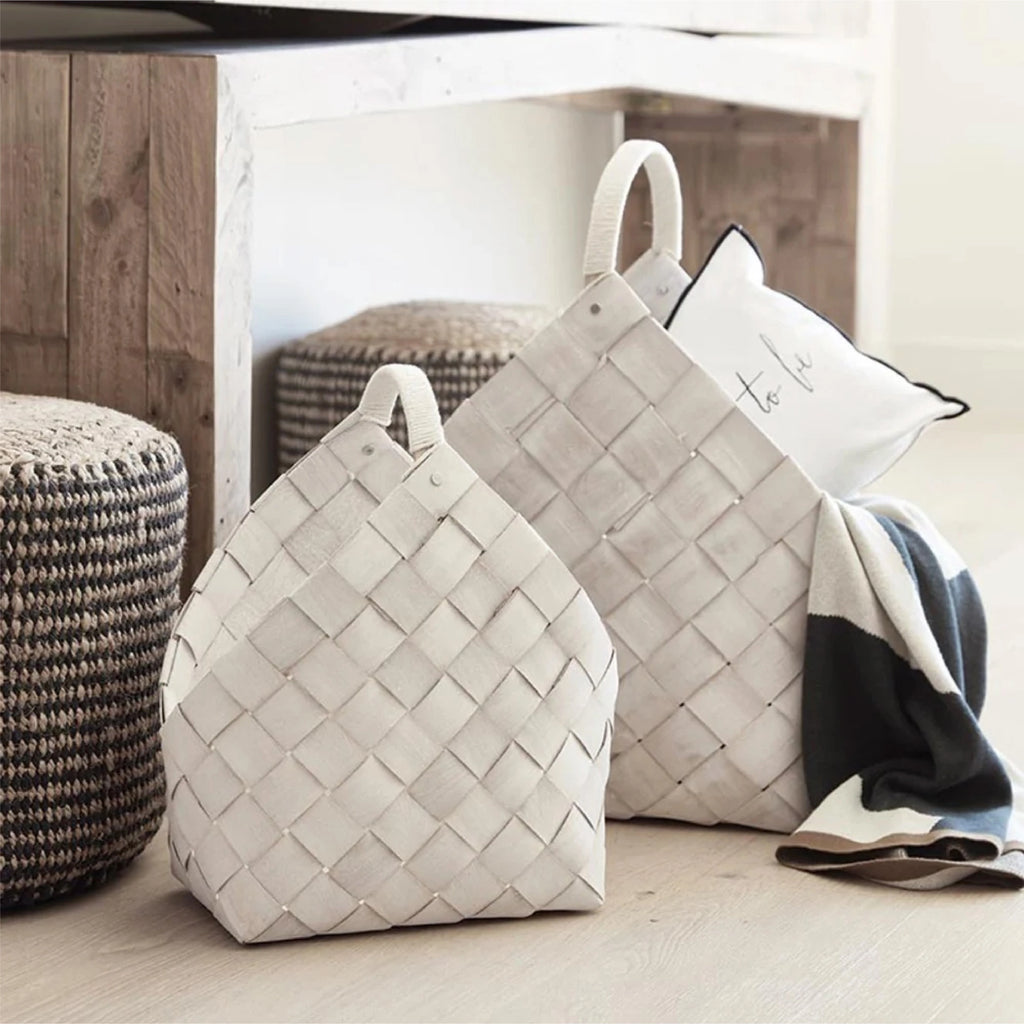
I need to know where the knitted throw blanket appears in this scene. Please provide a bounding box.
[777,493,1024,890]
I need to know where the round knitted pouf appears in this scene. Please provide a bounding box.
[0,394,188,907]
[276,300,549,472]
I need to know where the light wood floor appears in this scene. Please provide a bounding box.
[3,420,1023,1024]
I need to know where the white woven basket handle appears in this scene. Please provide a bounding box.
[357,363,444,456]
[583,139,683,285]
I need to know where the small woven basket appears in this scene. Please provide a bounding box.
[1,394,188,906]
[276,301,550,472]
[162,365,618,944]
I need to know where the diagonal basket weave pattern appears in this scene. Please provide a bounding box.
[162,366,618,943]
[447,253,822,833]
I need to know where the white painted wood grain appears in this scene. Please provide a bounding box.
[214,65,254,541]
[216,26,870,129]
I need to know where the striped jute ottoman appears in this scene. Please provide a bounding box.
[0,394,188,906]
[275,301,549,472]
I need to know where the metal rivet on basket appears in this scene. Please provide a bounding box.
[689,450,698,459]
[283,827,290,835]
[322,865,330,874]
[281,905,288,912]
[733,497,741,505]
[362,444,375,456]
[589,303,601,315]
[430,473,443,487]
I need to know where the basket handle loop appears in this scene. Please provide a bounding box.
[357,364,444,457]
[583,139,683,285]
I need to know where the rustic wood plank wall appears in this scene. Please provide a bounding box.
[147,56,219,587]
[0,52,70,394]
[1,49,226,586]
[68,53,151,418]
[623,109,858,335]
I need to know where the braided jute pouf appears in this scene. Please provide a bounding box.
[276,301,550,473]
[0,394,188,906]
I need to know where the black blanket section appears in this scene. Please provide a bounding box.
[777,494,1023,889]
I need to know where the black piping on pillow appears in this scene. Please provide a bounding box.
[665,223,969,421]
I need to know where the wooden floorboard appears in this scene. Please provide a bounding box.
[2,419,1022,1024]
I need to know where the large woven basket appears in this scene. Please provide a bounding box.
[447,141,823,833]
[1,394,187,906]
[276,302,550,472]
[162,365,618,944]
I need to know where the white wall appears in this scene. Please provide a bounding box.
[250,101,618,492]
[886,0,1024,406]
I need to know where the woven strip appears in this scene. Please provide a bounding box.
[276,302,548,471]
[1,394,187,906]
[161,375,617,943]
[446,274,823,833]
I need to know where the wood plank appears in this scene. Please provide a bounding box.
[816,118,859,242]
[622,108,822,137]
[776,131,819,202]
[0,51,70,339]
[219,26,869,130]
[773,199,817,306]
[625,111,856,336]
[815,120,858,334]
[813,240,857,337]
[698,133,742,244]
[2,811,1022,1021]
[773,135,820,303]
[734,135,779,267]
[0,333,69,397]
[674,137,706,273]
[147,355,216,550]
[212,65,254,544]
[68,53,150,418]
[148,55,217,586]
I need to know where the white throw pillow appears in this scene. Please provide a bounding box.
[665,226,966,497]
